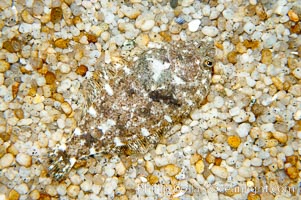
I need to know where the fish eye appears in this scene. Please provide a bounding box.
[203,60,213,68]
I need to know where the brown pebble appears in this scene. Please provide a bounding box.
[272,131,287,144]
[30,57,43,70]
[286,155,298,165]
[61,101,72,115]
[12,82,20,99]
[214,157,222,166]
[86,33,98,43]
[75,65,88,76]
[247,192,261,200]
[245,5,256,17]
[54,38,69,49]
[261,49,272,64]
[190,153,202,165]
[45,71,56,84]
[3,38,22,53]
[29,189,40,200]
[227,135,241,148]
[73,16,82,24]
[148,174,159,184]
[236,42,247,53]
[290,23,301,34]
[51,7,63,24]
[227,51,238,64]
[9,189,20,200]
[288,10,299,22]
[285,166,298,179]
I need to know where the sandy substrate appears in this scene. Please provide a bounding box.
[0,0,300,199]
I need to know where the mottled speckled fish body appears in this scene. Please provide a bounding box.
[48,40,215,181]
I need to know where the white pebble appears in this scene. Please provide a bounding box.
[201,26,219,37]
[229,107,240,116]
[294,110,301,120]
[211,166,228,179]
[15,183,29,195]
[181,0,194,6]
[115,162,126,176]
[251,158,262,166]
[202,5,211,16]
[213,96,224,108]
[16,153,32,167]
[141,20,155,31]
[238,166,252,178]
[236,123,251,137]
[244,22,256,34]
[17,118,33,126]
[283,146,294,156]
[181,125,191,134]
[155,144,166,155]
[188,19,201,32]
[292,67,301,79]
[104,165,115,177]
[222,8,234,20]
[80,180,92,192]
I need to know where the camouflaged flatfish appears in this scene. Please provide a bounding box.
[48,40,215,181]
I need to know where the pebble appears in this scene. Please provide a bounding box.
[195,160,205,174]
[29,190,40,200]
[201,26,219,37]
[0,153,14,168]
[67,185,80,198]
[61,101,72,115]
[181,0,194,7]
[238,166,252,178]
[188,19,201,32]
[15,183,29,195]
[140,19,155,31]
[272,131,288,144]
[250,158,262,166]
[292,67,301,79]
[236,123,251,137]
[211,166,228,179]
[164,164,181,176]
[243,22,256,34]
[227,135,241,148]
[145,161,154,173]
[115,162,126,176]
[0,60,10,72]
[16,153,32,167]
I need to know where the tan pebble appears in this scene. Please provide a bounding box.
[211,166,228,179]
[264,139,278,148]
[54,38,69,49]
[159,31,172,43]
[251,104,265,117]
[145,160,154,173]
[51,7,63,24]
[16,153,32,167]
[195,160,205,174]
[164,164,181,176]
[288,10,299,22]
[290,23,301,34]
[227,51,238,64]
[272,131,287,144]
[45,71,56,84]
[243,40,260,49]
[148,174,159,184]
[116,162,126,176]
[33,94,44,104]
[61,102,72,115]
[14,109,24,119]
[38,193,51,200]
[0,145,5,157]
[0,153,14,168]
[256,3,267,20]
[261,49,272,65]
[7,144,18,155]
[75,65,88,76]
[227,135,241,148]
[169,23,182,34]
[205,153,216,164]
[190,154,202,165]
[124,8,141,19]
[21,9,35,23]
[236,42,247,53]
[9,189,20,200]
[67,185,80,198]
[285,166,298,179]
[0,60,10,72]
[135,33,150,48]
[271,77,283,90]
[224,186,240,196]
[289,84,301,96]
[53,93,65,102]
[27,87,37,96]
[29,189,40,200]
[215,157,222,166]
[247,192,261,200]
